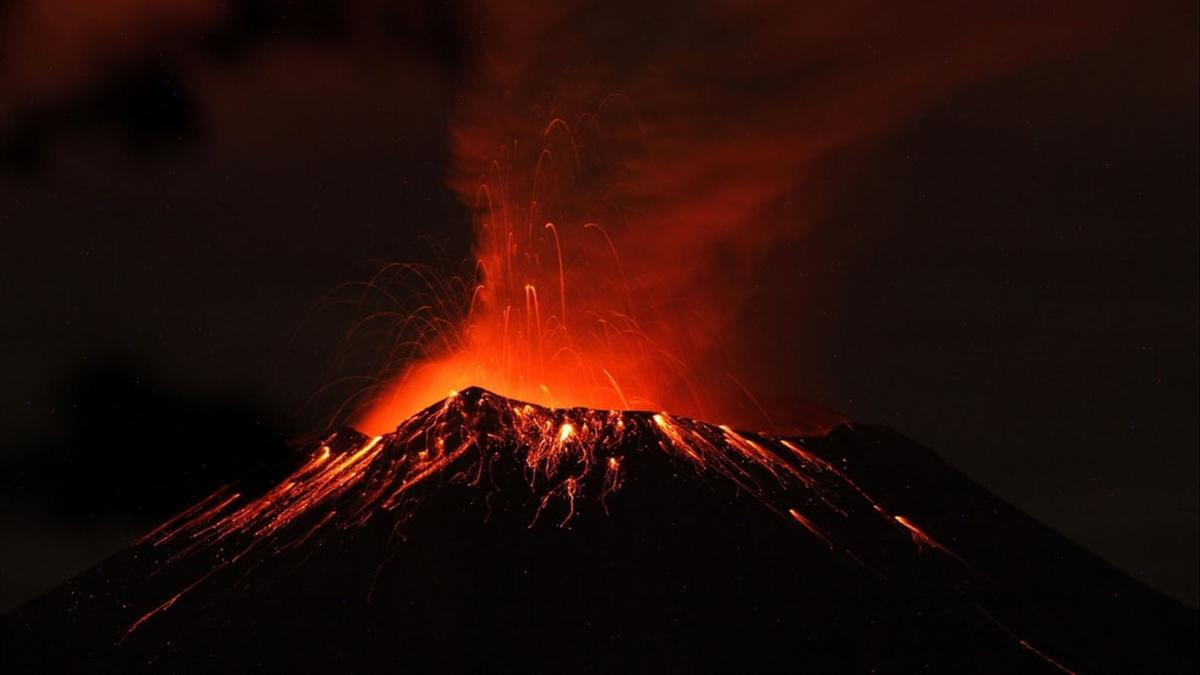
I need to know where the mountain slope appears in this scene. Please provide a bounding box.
[2,388,1195,673]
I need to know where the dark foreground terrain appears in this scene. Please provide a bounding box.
[2,389,1195,673]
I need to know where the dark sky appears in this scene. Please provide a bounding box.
[1,0,1196,610]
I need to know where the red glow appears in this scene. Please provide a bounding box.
[127,388,1073,674]
[129,388,960,636]
[355,106,762,433]
[352,2,1126,435]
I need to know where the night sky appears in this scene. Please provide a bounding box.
[1,0,1196,612]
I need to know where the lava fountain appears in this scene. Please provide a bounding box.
[354,99,751,436]
[349,1,1127,435]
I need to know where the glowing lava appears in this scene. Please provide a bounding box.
[124,388,1076,673]
[353,108,727,434]
[131,388,941,633]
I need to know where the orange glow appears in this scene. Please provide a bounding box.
[893,515,961,561]
[128,388,1074,671]
[340,1,1129,437]
[131,388,962,635]
[352,105,733,434]
[788,508,832,549]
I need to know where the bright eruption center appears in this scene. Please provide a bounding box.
[355,108,715,435]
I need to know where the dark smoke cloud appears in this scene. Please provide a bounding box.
[0,0,466,171]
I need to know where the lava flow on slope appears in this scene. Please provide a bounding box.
[5,387,1196,674]
[127,386,930,636]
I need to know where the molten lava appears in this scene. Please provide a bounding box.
[132,388,943,633]
[124,388,1081,673]
[353,105,754,435]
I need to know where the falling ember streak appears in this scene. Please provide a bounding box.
[973,603,1079,675]
[544,221,569,336]
[788,508,832,549]
[1017,640,1077,675]
[600,455,623,513]
[892,515,963,562]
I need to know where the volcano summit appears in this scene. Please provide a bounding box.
[2,388,1195,673]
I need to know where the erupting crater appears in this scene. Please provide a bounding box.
[135,386,940,608]
[4,389,1195,674]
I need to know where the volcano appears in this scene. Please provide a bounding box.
[2,388,1195,673]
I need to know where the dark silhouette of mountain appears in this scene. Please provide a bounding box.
[2,388,1195,673]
